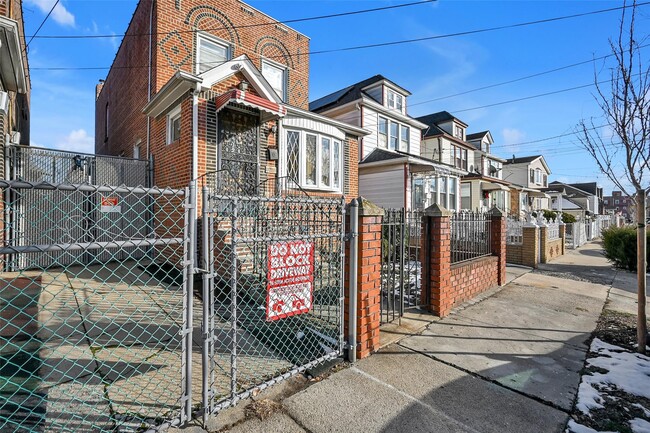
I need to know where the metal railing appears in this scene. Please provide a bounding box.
[506,218,523,245]
[380,209,423,324]
[546,221,560,240]
[451,211,492,264]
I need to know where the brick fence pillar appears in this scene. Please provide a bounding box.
[559,223,566,255]
[490,208,506,286]
[421,204,452,317]
[539,223,548,263]
[345,197,383,360]
[522,224,539,268]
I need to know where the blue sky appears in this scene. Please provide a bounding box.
[22,0,650,194]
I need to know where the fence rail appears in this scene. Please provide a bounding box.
[380,209,423,324]
[451,211,492,264]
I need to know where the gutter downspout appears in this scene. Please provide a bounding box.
[192,84,200,182]
[146,0,154,163]
[348,198,359,363]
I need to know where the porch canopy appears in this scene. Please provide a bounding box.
[528,190,551,199]
[214,89,286,120]
[481,182,510,192]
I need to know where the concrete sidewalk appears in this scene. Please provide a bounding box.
[200,242,623,433]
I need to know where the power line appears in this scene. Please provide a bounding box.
[409,43,650,106]
[26,0,60,48]
[27,0,436,39]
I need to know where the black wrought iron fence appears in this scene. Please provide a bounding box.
[380,209,423,323]
[450,211,492,264]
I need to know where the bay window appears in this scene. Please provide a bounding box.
[285,129,342,191]
[461,183,471,210]
[448,178,457,210]
[440,176,448,208]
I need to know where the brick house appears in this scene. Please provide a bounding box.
[310,78,465,211]
[502,155,552,216]
[604,190,634,220]
[95,0,367,198]
[0,0,30,180]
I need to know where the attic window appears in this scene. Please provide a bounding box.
[454,125,464,140]
[386,89,403,111]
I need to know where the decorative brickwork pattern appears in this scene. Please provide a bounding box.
[540,225,564,263]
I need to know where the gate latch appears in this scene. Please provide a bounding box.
[344,232,358,242]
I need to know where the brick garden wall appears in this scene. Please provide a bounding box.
[449,256,499,308]
[506,244,523,264]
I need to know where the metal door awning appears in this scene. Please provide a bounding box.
[214,89,287,118]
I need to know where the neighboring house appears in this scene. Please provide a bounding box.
[462,130,511,212]
[0,0,30,179]
[545,181,601,221]
[95,0,367,199]
[502,155,552,214]
[310,76,464,211]
[604,190,635,220]
[567,182,603,214]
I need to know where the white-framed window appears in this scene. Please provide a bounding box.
[490,190,506,211]
[535,168,542,184]
[461,183,471,210]
[386,89,403,111]
[452,145,468,170]
[543,174,548,187]
[262,60,287,101]
[167,105,181,144]
[378,116,388,148]
[413,178,424,209]
[196,34,231,74]
[440,176,448,208]
[448,177,457,210]
[454,124,464,140]
[530,169,535,183]
[389,121,399,150]
[284,129,342,191]
[400,125,409,152]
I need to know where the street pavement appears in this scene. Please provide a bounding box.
[185,241,640,433]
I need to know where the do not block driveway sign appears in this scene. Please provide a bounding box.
[266,240,314,321]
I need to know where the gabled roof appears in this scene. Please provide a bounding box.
[466,131,490,141]
[309,74,410,112]
[505,155,543,164]
[359,148,466,175]
[567,182,599,195]
[548,181,594,198]
[416,111,469,129]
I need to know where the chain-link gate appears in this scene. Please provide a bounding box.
[0,179,191,432]
[197,176,345,419]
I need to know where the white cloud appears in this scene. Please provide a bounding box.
[502,128,526,145]
[27,0,75,27]
[55,129,94,154]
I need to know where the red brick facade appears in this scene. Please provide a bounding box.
[422,206,506,317]
[96,0,361,199]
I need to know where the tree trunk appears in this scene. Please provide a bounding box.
[637,190,647,355]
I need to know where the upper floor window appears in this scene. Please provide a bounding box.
[378,116,409,152]
[386,89,403,111]
[530,169,534,183]
[452,145,468,170]
[543,174,548,187]
[262,61,287,102]
[400,126,410,152]
[378,117,388,148]
[167,105,181,144]
[389,122,399,150]
[196,34,230,73]
[535,168,542,184]
[285,129,341,192]
[454,125,464,140]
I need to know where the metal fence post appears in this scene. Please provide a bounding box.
[230,197,239,399]
[201,186,211,424]
[348,199,359,363]
[181,182,196,424]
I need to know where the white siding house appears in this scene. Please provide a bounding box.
[311,75,464,211]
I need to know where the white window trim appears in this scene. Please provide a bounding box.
[282,128,343,193]
[261,59,287,102]
[378,114,410,152]
[196,33,231,74]
[166,105,181,145]
[386,88,404,112]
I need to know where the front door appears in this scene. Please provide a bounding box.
[218,107,259,195]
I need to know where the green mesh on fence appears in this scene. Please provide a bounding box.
[0,180,188,432]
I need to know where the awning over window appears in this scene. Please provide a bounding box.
[482,182,510,192]
[528,190,551,198]
[0,17,27,94]
[214,89,287,118]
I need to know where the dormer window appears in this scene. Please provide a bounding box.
[387,89,403,111]
[454,125,464,140]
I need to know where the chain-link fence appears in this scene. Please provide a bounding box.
[0,179,190,432]
[200,181,345,419]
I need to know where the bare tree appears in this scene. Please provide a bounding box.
[578,0,649,354]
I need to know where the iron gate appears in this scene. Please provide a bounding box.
[197,180,345,418]
[380,209,423,323]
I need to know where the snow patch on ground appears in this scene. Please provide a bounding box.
[631,418,650,433]
[569,338,650,433]
[566,420,615,433]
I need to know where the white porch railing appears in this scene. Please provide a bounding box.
[506,218,523,245]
